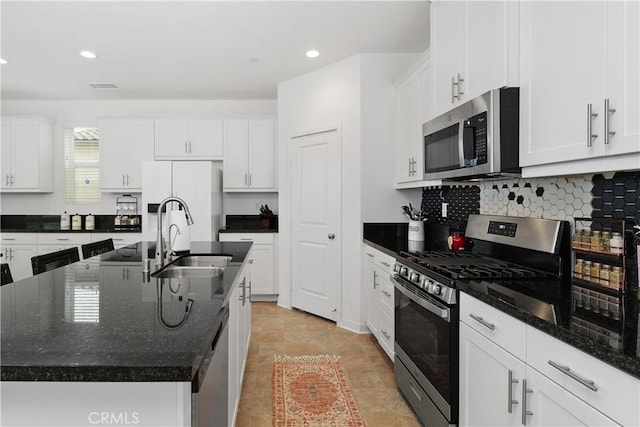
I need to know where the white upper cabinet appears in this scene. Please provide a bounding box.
[223,119,275,191]
[0,116,53,193]
[100,119,155,191]
[519,1,639,171]
[154,119,224,160]
[431,1,518,116]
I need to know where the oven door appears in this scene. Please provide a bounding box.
[392,274,458,424]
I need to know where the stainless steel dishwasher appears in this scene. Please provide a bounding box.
[192,306,229,426]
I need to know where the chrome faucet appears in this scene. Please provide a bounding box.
[156,196,194,268]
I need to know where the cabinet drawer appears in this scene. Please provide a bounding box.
[219,233,274,245]
[0,233,37,245]
[364,244,395,273]
[378,309,394,360]
[37,233,92,245]
[460,293,526,361]
[91,233,141,247]
[526,326,639,427]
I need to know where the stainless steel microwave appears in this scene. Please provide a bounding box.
[423,88,520,181]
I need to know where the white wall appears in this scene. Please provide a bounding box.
[1,99,277,216]
[277,53,418,333]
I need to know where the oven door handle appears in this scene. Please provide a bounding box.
[391,275,450,322]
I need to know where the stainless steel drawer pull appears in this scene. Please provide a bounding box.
[240,238,253,241]
[451,76,457,103]
[522,379,533,425]
[56,238,70,241]
[380,261,391,268]
[2,238,16,241]
[587,103,598,147]
[381,330,391,340]
[366,252,374,258]
[547,360,598,391]
[456,73,464,98]
[409,380,423,402]
[382,290,392,298]
[508,369,519,413]
[604,98,616,145]
[469,313,495,330]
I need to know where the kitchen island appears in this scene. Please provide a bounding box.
[1,241,252,427]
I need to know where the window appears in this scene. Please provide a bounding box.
[64,127,100,203]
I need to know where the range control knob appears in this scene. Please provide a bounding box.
[425,281,434,293]
[410,272,420,283]
[400,267,408,277]
[393,264,400,273]
[433,284,442,295]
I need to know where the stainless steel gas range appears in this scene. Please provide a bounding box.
[392,214,572,427]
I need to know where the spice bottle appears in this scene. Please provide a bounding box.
[591,230,602,252]
[610,232,623,255]
[601,231,611,253]
[599,264,611,288]
[583,261,592,284]
[591,262,602,284]
[573,227,583,249]
[574,259,584,280]
[581,228,592,251]
[610,266,623,290]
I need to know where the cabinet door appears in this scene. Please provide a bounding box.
[188,119,223,159]
[228,283,240,426]
[459,322,525,427]
[11,121,41,189]
[431,0,465,114]
[154,120,189,158]
[365,260,379,336]
[519,1,606,167]
[466,1,514,101]
[248,244,274,294]
[4,245,37,281]
[172,161,213,241]
[604,1,640,157]
[524,367,619,427]
[248,119,275,189]
[126,121,155,189]
[395,76,420,184]
[99,122,129,189]
[1,120,12,189]
[223,119,249,189]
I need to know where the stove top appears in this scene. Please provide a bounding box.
[398,250,555,281]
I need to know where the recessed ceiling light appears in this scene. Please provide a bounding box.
[0,58,7,65]
[306,50,320,58]
[80,51,97,59]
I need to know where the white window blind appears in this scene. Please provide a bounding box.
[64,260,100,323]
[64,127,100,203]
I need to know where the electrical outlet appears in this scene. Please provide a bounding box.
[442,203,448,218]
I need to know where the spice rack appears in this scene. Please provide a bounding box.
[571,218,626,351]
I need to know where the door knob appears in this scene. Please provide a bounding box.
[328,233,335,240]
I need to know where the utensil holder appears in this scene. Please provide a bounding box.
[408,220,424,242]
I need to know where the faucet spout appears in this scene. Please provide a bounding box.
[156,196,194,268]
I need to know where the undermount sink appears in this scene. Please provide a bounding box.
[151,255,232,279]
[171,255,233,268]
[153,265,224,279]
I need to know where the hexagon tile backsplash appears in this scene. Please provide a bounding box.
[477,174,593,222]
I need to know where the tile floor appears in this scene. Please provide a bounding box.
[236,302,421,427]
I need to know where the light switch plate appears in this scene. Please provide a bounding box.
[442,203,448,218]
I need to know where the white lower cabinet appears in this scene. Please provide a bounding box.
[460,293,637,427]
[219,233,276,296]
[363,244,395,360]
[1,233,38,281]
[90,233,141,249]
[228,260,251,427]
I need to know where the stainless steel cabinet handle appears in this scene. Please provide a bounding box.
[587,103,599,147]
[10,174,14,185]
[247,279,252,302]
[508,370,519,413]
[366,252,374,258]
[457,73,464,98]
[249,173,252,186]
[381,330,391,340]
[382,290,392,298]
[381,261,391,268]
[122,174,125,186]
[373,270,378,288]
[547,360,598,391]
[451,76,457,103]
[408,158,412,175]
[56,238,70,241]
[240,238,253,241]
[5,174,9,185]
[188,141,192,154]
[469,313,496,330]
[522,379,533,425]
[328,233,335,240]
[604,98,616,145]
[9,248,13,260]
[184,141,188,154]
[2,238,16,241]
[241,277,247,306]
[126,174,130,185]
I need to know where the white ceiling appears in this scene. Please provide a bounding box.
[1,1,429,100]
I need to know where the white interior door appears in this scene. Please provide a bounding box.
[290,128,341,322]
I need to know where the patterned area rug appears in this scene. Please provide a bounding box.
[272,355,365,426]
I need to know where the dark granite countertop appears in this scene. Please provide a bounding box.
[0,241,251,385]
[219,214,278,233]
[219,227,277,234]
[363,222,409,257]
[1,214,141,233]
